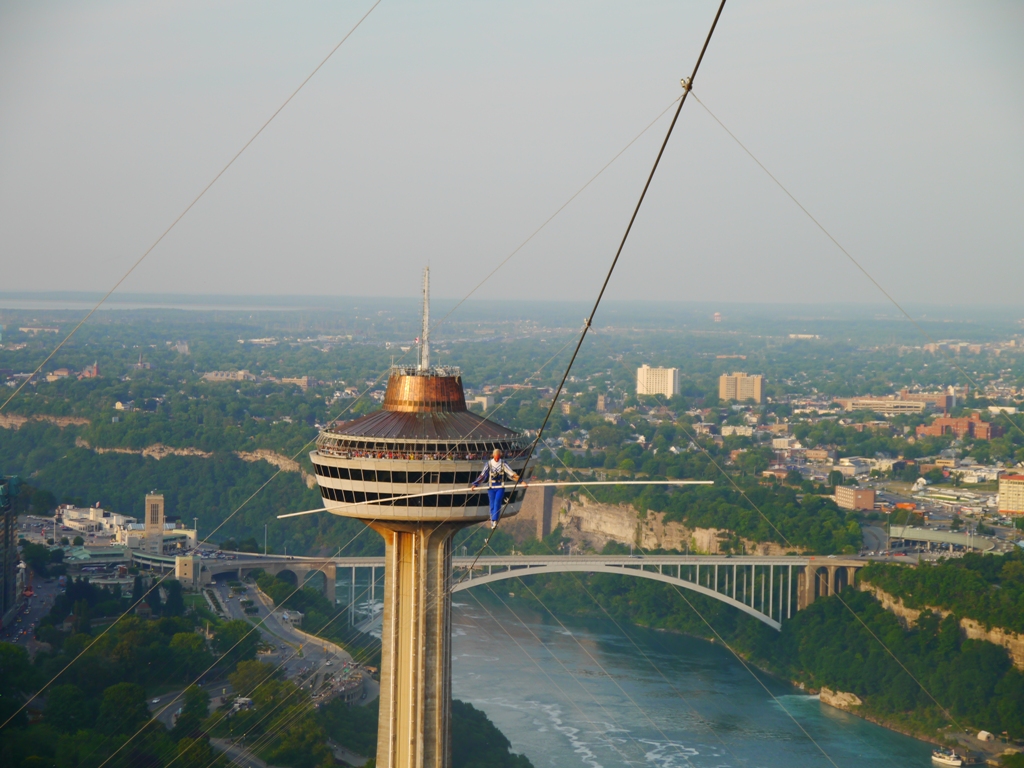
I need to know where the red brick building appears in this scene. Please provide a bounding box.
[915,412,1001,440]
[835,486,876,511]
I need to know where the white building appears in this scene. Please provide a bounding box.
[60,504,137,536]
[998,475,1024,515]
[718,372,765,404]
[636,365,680,398]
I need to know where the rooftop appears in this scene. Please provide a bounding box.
[320,368,524,445]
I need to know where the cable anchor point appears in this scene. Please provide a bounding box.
[680,77,692,92]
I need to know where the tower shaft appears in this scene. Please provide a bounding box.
[370,521,464,768]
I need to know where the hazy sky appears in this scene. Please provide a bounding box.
[1,1,1022,306]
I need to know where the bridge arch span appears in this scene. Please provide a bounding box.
[452,562,784,630]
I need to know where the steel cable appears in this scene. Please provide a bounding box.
[0,0,383,416]
[688,90,1024,447]
[454,0,729,587]
[595,333,972,738]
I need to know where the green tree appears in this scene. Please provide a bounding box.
[172,685,209,741]
[174,737,228,768]
[20,541,52,576]
[98,682,149,736]
[229,660,279,698]
[31,489,56,515]
[170,632,211,679]
[215,620,259,664]
[236,537,261,553]
[44,684,94,733]
[0,643,35,725]
[163,579,185,617]
[148,580,163,615]
[451,700,533,768]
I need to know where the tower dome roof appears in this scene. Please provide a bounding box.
[321,367,523,444]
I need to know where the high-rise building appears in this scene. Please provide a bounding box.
[998,475,1024,515]
[0,476,21,626]
[636,364,680,398]
[310,268,529,767]
[719,372,765,404]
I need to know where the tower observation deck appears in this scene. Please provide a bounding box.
[310,268,530,767]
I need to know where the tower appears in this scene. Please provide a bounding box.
[310,282,529,768]
[144,492,165,553]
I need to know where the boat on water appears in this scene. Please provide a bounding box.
[931,749,963,766]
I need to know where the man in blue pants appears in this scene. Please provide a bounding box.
[470,448,521,529]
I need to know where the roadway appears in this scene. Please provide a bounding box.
[2,576,62,655]
[209,579,379,706]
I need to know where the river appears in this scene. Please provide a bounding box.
[450,597,934,768]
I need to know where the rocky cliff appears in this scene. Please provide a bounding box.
[72,438,317,488]
[859,582,1024,670]
[554,494,802,556]
[819,687,863,711]
[1,413,90,429]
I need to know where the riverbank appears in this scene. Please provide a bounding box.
[486,566,1024,765]
[653,617,959,751]
[451,597,937,767]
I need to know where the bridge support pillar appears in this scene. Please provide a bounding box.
[323,564,336,606]
[798,565,814,610]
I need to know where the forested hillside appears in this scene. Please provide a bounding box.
[861,556,1024,634]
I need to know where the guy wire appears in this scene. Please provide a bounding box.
[8,80,698,717]
[454,0,729,586]
[187,579,384,768]
[7,84,702,716]
[1,362,398,730]
[0,0,383,416]
[546,447,858,766]
[688,90,1024,447]
[459,590,651,765]
[538,450,755,766]
[597,336,970,736]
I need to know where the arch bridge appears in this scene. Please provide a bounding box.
[132,550,864,631]
[451,555,864,630]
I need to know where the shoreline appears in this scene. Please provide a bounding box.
[646,623,955,751]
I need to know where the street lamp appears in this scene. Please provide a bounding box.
[264,524,268,556]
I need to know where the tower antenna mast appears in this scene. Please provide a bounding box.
[420,266,430,371]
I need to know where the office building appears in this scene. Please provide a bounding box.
[719,372,765,404]
[916,413,1002,441]
[998,475,1024,515]
[636,365,680,398]
[835,486,876,511]
[0,476,22,627]
[838,397,926,415]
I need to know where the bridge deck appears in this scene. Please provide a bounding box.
[133,551,872,572]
